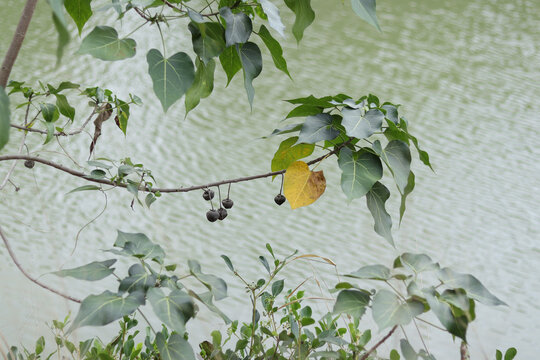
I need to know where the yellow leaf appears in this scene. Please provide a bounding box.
[284,161,326,209]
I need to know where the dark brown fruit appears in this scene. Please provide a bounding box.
[218,208,228,220]
[203,189,215,201]
[222,198,234,209]
[24,160,35,169]
[274,194,286,206]
[206,209,219,222]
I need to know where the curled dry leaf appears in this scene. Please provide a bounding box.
[89,103,113,157]
[283,161,326,209]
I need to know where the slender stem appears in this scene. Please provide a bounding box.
[11,108,97,136]
[0,224,82,303]
[0,0,38,87]
[359,325,398,360]
[249,290,257,356]
[0,143,345,194]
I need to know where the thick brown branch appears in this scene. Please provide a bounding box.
[0,0,39,87]
[0,225,81,303]
[0,143,346,193]
[359,325,398,360]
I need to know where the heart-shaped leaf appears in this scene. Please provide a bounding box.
[156,332,196,360]
[283,161,326,209]
[148,288,195,334]
[147,49,195,112]
[338,147,382,200]
[271,136,314,175]
[220,7,252,46]
[78,26,136,61]
[297,113,340,144]
[372,289,424,330]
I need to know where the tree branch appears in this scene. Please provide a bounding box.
[359,325,398,360]
[0,143,347,194]
[0,0,39,87]
[10,108,97,136]
[0,224,81,303]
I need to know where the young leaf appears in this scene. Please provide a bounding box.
[238,42,262,108]
[221,255,235,272]
[78,26,136,61]
[185,58,216,115]
[424,288,468,340]
[272,279,284,296]
[68,290,144,332]
[118,264,157,293]
[366,181,393,246]
[259,0,285,36]
[219,45,242,86]
[271,136,314,175]
[52,259,116,281]
[0,87,10,151]
[67,185,101,194]
[55,94,75,121]
[114,231,166,264]
[350,0,381,31]
[220,7,252,46]
[64,0,92,35]
[258,25,291,78]
[284,0,315,43]
[338,148,382,200]
[399,171,415,224]
[283,161,326,209]
[147,49,195,112]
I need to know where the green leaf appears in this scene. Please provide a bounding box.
[347,264,391,280]
[350,0,381,31]
[423,288,468,340]
[272,279,284,296]
[188,22,226,64]
[188,290,231,324]
[156,332,196,360]
[258,25,290,78]
[148,288,195,334]
[115,99,129,135]
[188,260,227,300]
[78,26,136,61]
[40,103,59,122]
[504,348,517,360]
[284,0,315,43]
[64,0,92,35]
[366,181,393,246]
[147,49,195,112]
[373,140,411,194]
[52,259,116,281]
[333,290,370,318]
[238,42,262,108]
[67,185,101,194]
[118,264,157,293]
[285,104,323,119]
[220,7,252,46]
[400,253,439,273]
[371,289,424,330]
[55,94,75,121]
[219,45,242,86]
[341,108,384,139]
[0,87,10,151]
[221,255,235,272]
[271,136,314,175]
[48,0,67,26]
[43,121,55,144]
[259,0,285,36]
[399,339,417,360]
[285,95,334,107]
[185,58,216,115]
[264,123,303,138]
[113,231,166,264]
[399,171,415,224]
[68,290,144,332]
[437,268,506,306]
[87,160,112,169]
[297,113,339,144]
[390,349,401,360]
[52,13,70,65]
[338,147,382,200]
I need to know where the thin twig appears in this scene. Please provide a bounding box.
[0,131,27,190]
[0,224,81,303]
[0,0,38,87]
[0,143,346,194]
[10,108,97,137]
[359,325,398,360]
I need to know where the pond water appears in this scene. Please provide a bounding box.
[1,0,539,358]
